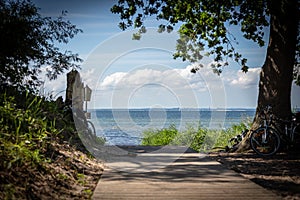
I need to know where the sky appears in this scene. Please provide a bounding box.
[33,0,300,109]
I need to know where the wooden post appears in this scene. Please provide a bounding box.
[65,69,84,111]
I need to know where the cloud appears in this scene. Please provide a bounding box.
[100,72,127,88]
[227,67,261,88]
[89,64,263,107]
[37,66,67,99]
[40,64,261,104]
[97,64,210,91]
[80,68,102,88]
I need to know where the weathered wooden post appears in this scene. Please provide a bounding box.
[84,85,92,119]
[65,69,84,111]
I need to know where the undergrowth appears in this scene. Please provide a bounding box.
[0,89,104,199]
[1,94,58,169]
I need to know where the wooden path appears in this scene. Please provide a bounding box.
[92,146,281,200]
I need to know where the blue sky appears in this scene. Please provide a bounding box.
[33,0,300,109]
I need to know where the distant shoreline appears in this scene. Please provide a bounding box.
[88,108,256,111]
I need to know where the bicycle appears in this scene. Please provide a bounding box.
[226,129,248,152]
[250,105,300,156]
[87,120,96,137]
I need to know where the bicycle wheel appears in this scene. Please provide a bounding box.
[87,120,96,137]
[292,125,300,150]
[250,127,280,156]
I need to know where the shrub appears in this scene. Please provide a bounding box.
[141,121,251,152]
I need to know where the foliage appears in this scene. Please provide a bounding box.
[0,93,55,196]
[142,124,179,145]
[0,0,82,90]
[0,89,104,198]
[215,119,252,148]
[111,0,269,72]
[141,121,251,152]
[0,93,58,170]
[111,0,299,82]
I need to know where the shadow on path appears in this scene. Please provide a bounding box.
[92,146,281,200]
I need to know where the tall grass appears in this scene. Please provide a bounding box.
[0,91,105,198]
[0,94,57,169]
[141,119,252,152]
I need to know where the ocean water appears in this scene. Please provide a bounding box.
[88,109,255,145]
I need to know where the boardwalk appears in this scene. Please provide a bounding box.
[92,146,280,200]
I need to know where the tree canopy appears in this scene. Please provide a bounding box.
[0,0,82,90]
[111,0,299,81]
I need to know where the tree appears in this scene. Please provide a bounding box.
[111,0,299,150]
[0,0,82,90]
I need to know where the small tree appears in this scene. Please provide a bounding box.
[0,0,82,90]
[111,0,299,150]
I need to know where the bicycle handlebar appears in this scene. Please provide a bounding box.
[260,105,299,125]
[266,105,272,113]
[259,105,273,120]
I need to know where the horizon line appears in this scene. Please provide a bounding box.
[87,107,256,110]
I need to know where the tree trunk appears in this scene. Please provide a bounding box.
[237,0,298,152]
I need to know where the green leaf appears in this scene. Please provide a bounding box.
[242,65,249,73]
[132,33,141,40]
[111,0,272,75]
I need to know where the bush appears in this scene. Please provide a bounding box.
[141,121,251,152]
[142,124,178,145]
[214,120,251,149]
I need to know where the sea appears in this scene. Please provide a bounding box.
[88,108,255,146]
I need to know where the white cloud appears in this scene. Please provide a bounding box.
[89,64,263,108]
[101,72,127,88]
[228,67,261,88]
[39,62,263,108]
[81,68,103,88]
[97,64,216,92]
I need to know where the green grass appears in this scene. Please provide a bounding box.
[0,94,57,169]
[0,90,105,198]
[141,120,252,152]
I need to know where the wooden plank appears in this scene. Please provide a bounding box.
[92,146,281,200]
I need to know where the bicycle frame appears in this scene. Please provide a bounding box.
[261,106,299,144]
[259,109,273,144]
[291,121,300,143]
[250,105,300,156]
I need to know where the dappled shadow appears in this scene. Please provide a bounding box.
[93,146,281,200]
[210,151,300,198]
[99,146,244,183]
[92,145,213,173]
[212,152,300,176]
[251,178,300,196]
[117,145,198,153]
